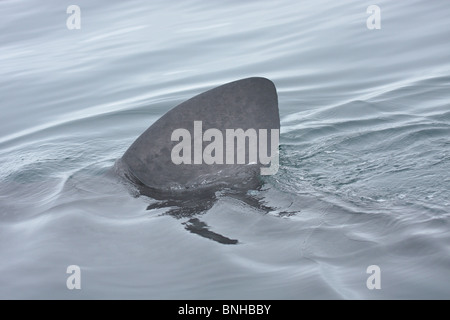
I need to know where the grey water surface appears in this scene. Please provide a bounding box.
[1,0,449,299]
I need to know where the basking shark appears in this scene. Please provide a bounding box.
[115,77,280,243]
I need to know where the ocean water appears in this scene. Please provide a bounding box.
[1,0,449,299]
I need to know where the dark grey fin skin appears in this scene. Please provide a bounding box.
[115,77,279,200]
[115,77,280,244]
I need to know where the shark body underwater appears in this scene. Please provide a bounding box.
[114,77,280,244]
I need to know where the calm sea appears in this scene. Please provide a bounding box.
[0,0,449,299]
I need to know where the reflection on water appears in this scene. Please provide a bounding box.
[0,0,450,299]
[184,218,239,245]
